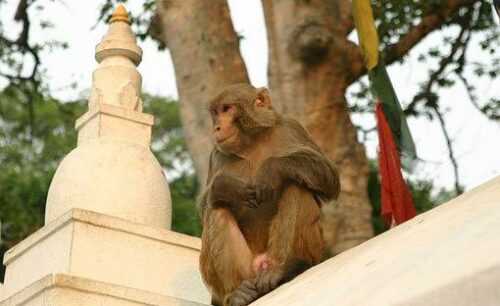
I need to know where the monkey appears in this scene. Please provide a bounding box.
[198,83,340,306]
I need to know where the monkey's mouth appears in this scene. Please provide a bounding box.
[215,133,237,144]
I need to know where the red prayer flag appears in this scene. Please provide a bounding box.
[376,102,416,226]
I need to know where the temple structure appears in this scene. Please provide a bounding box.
[1,5,500,306]
[0,5,210,306]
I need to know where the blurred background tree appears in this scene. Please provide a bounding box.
[1,0,499,279]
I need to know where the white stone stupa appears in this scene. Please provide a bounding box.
[0,5,210,306]
[45,4,171,228]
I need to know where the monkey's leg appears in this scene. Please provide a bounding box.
[255,185,325,294]
[200,208,257,306]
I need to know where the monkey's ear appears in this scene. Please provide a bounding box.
[255,87,272,108]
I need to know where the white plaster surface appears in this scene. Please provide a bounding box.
[2,209,209,305]
[0,274,208,306]
[252,175,500,306]
[76,103,154,147]
[45,139,171,228]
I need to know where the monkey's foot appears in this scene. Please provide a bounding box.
[224,279,260,306]
[255,270,282,294]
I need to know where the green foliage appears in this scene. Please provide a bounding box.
[169,174,201,237]
[0,86,84,247]
[0,87,85,280]
[142,94,202,236]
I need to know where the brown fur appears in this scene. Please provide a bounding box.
[199,83,340,306]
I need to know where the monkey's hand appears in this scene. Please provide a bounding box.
[241,184,258,209]
[257,150,340,204]
[210,174,258,209]
[254,159,285,207]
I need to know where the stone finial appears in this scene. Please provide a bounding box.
[110,4,131,24]
[95,5,141,65]
[90,4,143,111]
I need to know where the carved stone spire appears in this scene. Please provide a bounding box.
[95,4,141,65]
[45,5,172,229]
[91,4,143,111]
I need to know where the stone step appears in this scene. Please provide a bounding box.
[0,273,209,306]
[1,209,209,305]
[252,175,500,306]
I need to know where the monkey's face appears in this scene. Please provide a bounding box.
[211,104,242,153]
[209,85,277,154]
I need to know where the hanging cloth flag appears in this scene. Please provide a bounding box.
[352,0,417,226]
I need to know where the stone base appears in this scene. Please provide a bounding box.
[0,274,207,306]
[2,209,209,304]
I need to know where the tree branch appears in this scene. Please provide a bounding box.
[456,73,500,121]
[332,0,355,35]
[452,11,500,121]
[0,0,41,140]
[401,17,472,196]
[148,12,166,49]
[349,0,478,83]
[431,105,463,195]
[384,0,477,66]
[405,22,470,115]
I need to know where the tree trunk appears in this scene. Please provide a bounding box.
[155,0,249,181]
[262,0,373,253]
[156,0,373,253]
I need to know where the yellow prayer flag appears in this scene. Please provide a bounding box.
[352,0,379,70]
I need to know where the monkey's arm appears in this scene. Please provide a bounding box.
[280,149,339,200]
[209,173,257,211]
[199,151,257,223]
[197,190,209,220]
[255,148,340,205]
[199,174,257,222]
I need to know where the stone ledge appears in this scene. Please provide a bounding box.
[0,274,208,306]
[4,208,200,265]
[252,176,500,306]
[2,208,208,304]
[75,103,153,129]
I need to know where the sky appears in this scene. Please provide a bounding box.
[1,1,499,192]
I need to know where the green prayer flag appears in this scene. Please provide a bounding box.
[369,63,417,170]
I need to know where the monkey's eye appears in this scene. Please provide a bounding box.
[222,105,231,113]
